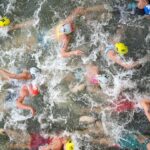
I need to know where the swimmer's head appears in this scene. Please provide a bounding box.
[30,67,41,79]
[28,81,40,96]
[65,139,74,150]
[0,17,10,27]
[60,23,74,35]
[115,42,128,55]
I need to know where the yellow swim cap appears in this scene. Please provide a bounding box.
[66,140,74,150]
[0,17,11,27]
[115,42,128,55]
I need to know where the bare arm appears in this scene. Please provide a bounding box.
[60,36,83,58]
[9,19,35,32]
[16,96,32,111]
[64,5,107,23]
[107,51,140,69]
[0,69,31,80]
[16,87,36,116]
[140,99,150,122]
[16,96,36,116]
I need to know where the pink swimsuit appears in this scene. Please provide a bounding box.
[90,76,99,85]
[30,133,53,150]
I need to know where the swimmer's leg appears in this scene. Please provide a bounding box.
[0,69,31,80]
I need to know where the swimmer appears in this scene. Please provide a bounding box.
[66,62,107,94]
[85,62,113,94]
[68,62,110,94]
[0,128,72,150]
[85,62,101,93]
[136,0,150,16]
[0,67,41,116]
[127,0,150,17]
[109,96,150,123]
[116,132,150,150]
[100,28,146,69]
[16,81,40,116]
[39,136,73,150]
[0,16,35,33]
[53,5,111,58]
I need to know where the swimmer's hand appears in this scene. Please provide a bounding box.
[30,107,36,117]
[73,50,84,56]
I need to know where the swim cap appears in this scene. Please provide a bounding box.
[115,42,128,55]
[28,82,40,96]
[144,5,150,15]
[0,17,10,27]
[65,140,74,150]
[30,67,40,79]
[60,23,74,35]
[97,75,108,84]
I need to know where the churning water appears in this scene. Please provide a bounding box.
[0,0,150,149]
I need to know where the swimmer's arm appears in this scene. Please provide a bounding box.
[64,7,86,23]
[16,96,36,116]
[16,96,31,110]
[107,51,139,69]
[61,47,83,58]
[140,99,150,122]
[9,19,35,32]
[0,69,31,80]
[64,5,108,23]
[60,38,84,57]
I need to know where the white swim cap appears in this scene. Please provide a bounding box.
[30,67,40,79]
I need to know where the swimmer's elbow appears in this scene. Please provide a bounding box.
[16,100,22,107]
[16,97,24,106]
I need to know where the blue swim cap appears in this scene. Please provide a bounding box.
[144,5,150,15]
[60,24,73,34]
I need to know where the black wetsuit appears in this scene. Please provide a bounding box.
[135,0,150,15]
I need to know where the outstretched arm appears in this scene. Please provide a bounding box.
[0,69,31,80]
[64,5,108,23]
[107,51,140,69]
[140,99,150,122]
[9,19,35,32]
